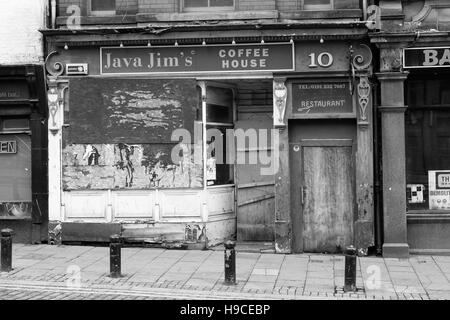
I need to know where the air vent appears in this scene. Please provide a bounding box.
[66,63,88,75]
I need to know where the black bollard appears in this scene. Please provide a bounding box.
[1,229,13,272]
[224,240,236,285]
[110,234,122,278]
[344,245,357,292]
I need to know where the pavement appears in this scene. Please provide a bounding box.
[0,244,450,300]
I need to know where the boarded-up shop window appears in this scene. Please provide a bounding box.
[63,78,202,190]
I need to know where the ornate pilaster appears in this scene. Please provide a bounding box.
[45,50,68,245]
[349,44,375,255]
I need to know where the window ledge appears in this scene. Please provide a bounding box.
[136,10,278,23]
[407,211,450,223]
[56,15,137,27]
[279,9,362,20]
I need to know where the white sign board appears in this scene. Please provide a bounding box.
[428,170,450,210]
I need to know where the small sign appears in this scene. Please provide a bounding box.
[292,82,353,115]
[428,170,450,210]
[100,43,295,75]
[0,141,17,154]
[404,47,450,69]
[0,81,29,100]
[206,157,216,181]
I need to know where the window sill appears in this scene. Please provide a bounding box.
[279,9,362,20]
[136,10,278,23]
[407,211,450,223]
[0,216,32,220]
[56,15,137,27]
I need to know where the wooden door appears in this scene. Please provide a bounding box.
[236,113,274,241]
[301,141,354,253]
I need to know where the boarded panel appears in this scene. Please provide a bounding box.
[235,112,275,241]
[62,143,202,190]
[302,146,354,253]
[67,78,198,144]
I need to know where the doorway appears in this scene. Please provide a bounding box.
[290,119,356,253]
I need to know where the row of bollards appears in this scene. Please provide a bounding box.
[108,237,358,290]
[1,229,13,272]
[108,234,238,284]
[2,230,357,291]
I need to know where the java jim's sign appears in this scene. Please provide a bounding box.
[404,47,450,69]
[100,43,294,75]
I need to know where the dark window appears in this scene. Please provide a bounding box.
[406,76,450,212]
[0,117,30,132]
[183,0,234,11]
[303,0,333,10]
[205,86,234,186]
[90,0,116,15]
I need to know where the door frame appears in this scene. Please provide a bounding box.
[290,138,356,252]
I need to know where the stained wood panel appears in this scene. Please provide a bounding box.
[67,78,198,144]
[236,112,275,241]
[302,146,354,253]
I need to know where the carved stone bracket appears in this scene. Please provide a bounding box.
[357,76,371,128]
[349,44,373,95]
[273,78,287,129]
[45,51,65,77]
[380,47,403,72]
[47,77,68,134]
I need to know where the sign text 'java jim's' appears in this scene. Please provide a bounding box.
[101,43,294,74]
[404,47,450,68]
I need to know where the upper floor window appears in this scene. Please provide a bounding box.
[303,0,333,10]
[182,0,234,12]
[89,0,116,16]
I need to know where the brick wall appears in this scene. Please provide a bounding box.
[138,0,178,14]
[276,0,299,12]
[238,0,275,11]
[58,0,138,16]
[276,0,360,12]
[0,0,46,64]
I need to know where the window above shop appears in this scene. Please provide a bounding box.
[303,0,333,10]
[89,0,116,16]
[182,0,235,12]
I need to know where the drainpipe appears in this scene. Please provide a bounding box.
[51,0,56,29]
[362,0,368,21]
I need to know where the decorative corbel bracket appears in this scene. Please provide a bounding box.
[349,44,373,128]
[47,78,68,135]
[357,76,371,128]
[45,51,65,77]
[273,78,287,129]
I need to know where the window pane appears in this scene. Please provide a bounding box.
[206,126,233,185]
[210,0,233,7]
[91,0,115,11]
[185,0,208,7]
[304,0,331,5]
[406,77,450,212]
[206,87,233,123]
[2,118,29,131]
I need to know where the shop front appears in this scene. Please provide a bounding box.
[403,46,450,253]
[0,65,48,243]
[44,32,374,253]
[275,42,375,254]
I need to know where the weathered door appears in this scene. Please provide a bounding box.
[301,141,354,253]
[235,113,274,241]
